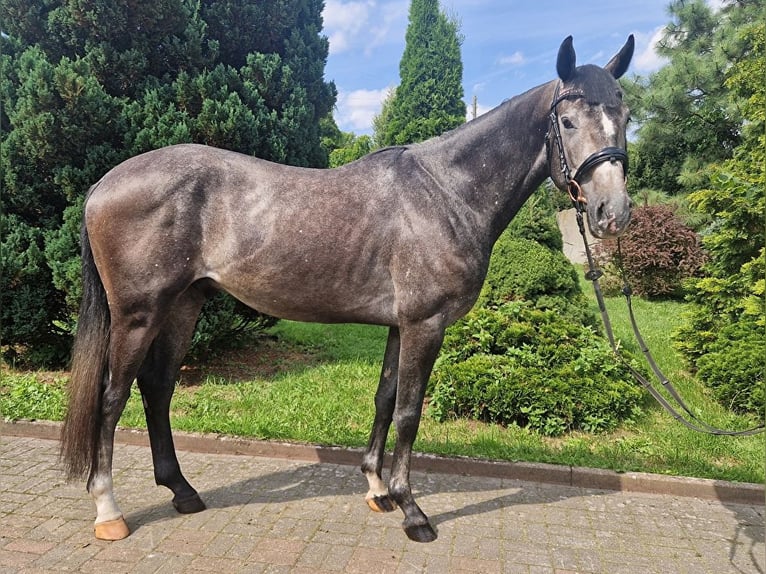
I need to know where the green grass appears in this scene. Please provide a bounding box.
[2,288,764,483]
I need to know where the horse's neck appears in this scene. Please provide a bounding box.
[416,82,554,245]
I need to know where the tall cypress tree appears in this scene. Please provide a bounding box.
[380,0,465,146]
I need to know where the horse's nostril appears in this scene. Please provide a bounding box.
[597,201,607,223]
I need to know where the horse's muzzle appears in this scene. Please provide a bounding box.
[590,196,632,238]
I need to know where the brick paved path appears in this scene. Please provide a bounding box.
[1,435,763,573]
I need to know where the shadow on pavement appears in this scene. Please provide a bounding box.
[125,460,595,535]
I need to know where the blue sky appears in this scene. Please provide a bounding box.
[321,1,708,134]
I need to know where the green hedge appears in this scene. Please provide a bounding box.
[695,318,764,414]
[429,301,644,435]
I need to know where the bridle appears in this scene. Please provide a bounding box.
[545,81,629,207]
[546,83,763,437]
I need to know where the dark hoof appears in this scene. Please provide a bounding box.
[403,521,437,543]
[366,495,397,513]
[173,493,206,514]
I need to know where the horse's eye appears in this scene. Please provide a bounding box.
[561,117,575,129]
[617,89,623,100]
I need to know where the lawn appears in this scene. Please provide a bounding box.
[1,284,764,483]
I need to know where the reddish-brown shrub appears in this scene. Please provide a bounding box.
[595,204,707,298]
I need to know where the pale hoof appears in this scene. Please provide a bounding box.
[94,516,130,541]
[366,494,397,513]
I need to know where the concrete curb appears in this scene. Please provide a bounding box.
[3,419,763,506]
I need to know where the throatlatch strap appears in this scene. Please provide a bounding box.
[573,206,764,437]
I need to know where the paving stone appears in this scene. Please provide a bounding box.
[0,434,763,573]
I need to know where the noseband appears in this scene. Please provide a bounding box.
[546,82,629,206]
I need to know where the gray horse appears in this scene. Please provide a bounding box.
[61,35,634,543]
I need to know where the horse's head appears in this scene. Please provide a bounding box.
[547,35,634,238]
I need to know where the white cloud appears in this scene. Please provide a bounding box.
[323,0,376,55]
[498,51,525,66]
[366,1,409,54]
[632,26,668,73]
[335,87,392,132]
[323,0,408,56]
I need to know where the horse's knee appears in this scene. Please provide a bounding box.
[374,384,396,411]
[393,410,422,447]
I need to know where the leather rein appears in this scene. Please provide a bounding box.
[547,82,764,437]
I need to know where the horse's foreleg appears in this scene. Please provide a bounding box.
[388,319,445,543]
[88,320,156,540]
[137,291,206,515]
[362,327,400,513]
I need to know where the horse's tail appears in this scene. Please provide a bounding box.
[60,207,110,480]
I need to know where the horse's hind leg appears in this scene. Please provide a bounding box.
[89,312,161,540]
[362,327,399,513]
[137,289,207,514]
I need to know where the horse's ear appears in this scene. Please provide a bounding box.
[604,34,635,79]
[557,36,576,81]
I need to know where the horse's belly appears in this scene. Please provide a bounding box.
[208,264,398,326]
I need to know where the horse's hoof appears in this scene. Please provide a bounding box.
[403,521,437,543]
[366,495,398,513]
[173,493,206,514]
[94,516,130,541]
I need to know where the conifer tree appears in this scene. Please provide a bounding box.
[379,0,465,146]
[627,0,758,194]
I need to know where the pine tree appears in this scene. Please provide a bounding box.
[200,0,336,166]
[627,0,759,194]
[379,0,465,146]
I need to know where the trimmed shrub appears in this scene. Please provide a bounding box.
[694,318,764,414]
[429,302,644,435]
[188,293,279,361]
[505,193,564,251]
[675,247,765,415]
[595,204,707,299]
[673,158,764,416]
[480,233,596,329]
